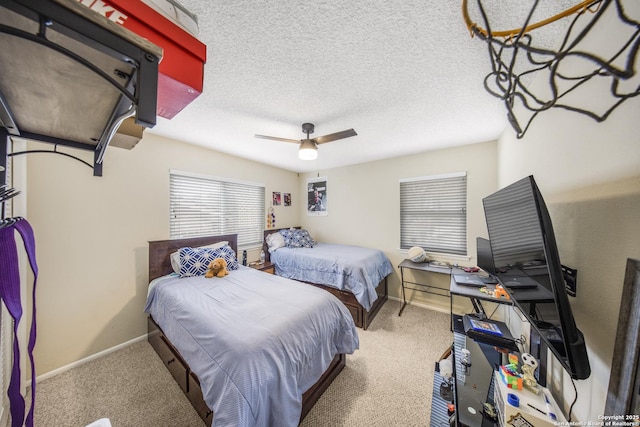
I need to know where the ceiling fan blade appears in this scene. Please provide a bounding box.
[254,134,301,144]
[313,129,357,144]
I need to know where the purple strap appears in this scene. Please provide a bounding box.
[0,219,38,427]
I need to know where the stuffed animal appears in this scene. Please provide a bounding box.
[205,258,229,278]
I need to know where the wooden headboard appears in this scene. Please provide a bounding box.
[148,234,238,281]
[262,227,300,262]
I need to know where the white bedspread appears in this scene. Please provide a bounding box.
[270,243,394,310]
[144,266,358,427]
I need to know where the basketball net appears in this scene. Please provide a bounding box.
[463,0,640,138]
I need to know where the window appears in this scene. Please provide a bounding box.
[170,171,265,248]
[400,172,467,255]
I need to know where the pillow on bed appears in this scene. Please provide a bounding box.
[211,245,240,271]
[178,244,239,277]
[265,232,285,253]
[170,241,228,274]
[278,228,295,241]
[285,229,316,248]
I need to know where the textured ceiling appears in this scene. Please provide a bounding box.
[147,0,579,173]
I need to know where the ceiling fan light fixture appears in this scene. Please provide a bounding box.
[256,122,356,161]
[298,139,318,160]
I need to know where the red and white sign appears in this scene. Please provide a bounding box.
[77,0,128,24]
[77,0,207,119]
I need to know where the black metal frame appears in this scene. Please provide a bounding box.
[0,0,160,176]
[469,0,640,138]
[398,259,453,316]
[0,128,7,188]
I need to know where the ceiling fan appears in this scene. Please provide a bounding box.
[255,123,357,160]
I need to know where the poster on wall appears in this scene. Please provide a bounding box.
[272,192,281,206]
[307,177,328,216]
[284,193,291,206]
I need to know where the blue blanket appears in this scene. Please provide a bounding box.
[270,243,394,310]
[144,267,358,427]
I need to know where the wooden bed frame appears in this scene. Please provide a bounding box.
[147,234,346,426]
[263,228,389,330]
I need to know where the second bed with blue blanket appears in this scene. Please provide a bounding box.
[263,228,394,330]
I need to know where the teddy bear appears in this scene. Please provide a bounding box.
[205,257,229,278]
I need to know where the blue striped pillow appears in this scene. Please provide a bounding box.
[178,245,239,277]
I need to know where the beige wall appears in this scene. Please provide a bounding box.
[298,140,499,314]
[26,133,299,375]
[26,132,497,377]
[495,50,640,420]
[21,98,637,423]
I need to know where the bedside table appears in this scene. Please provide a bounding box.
[249,261,275,274]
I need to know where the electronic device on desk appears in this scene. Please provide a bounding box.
[479,274,499,285]
[453,273,486,287]
[463,314,518,351]
[499,275,538,290]
[477,238,535,289]
[476,237,499,284]
[483,175,590,380]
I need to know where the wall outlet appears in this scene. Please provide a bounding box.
[561,265,577,297]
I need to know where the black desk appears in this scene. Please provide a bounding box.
[398,259,465,316]
[449,276,554,330]
[449,277,512,332]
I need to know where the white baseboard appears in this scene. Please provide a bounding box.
[387,295,451,315]
[35,334,148,384]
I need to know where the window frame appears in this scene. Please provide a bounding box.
[169,170,265,249]
[399,172,467,256]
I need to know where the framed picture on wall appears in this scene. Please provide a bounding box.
[284,193,291,206]
[307,176,328,216]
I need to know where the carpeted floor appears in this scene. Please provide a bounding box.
[34,300,452,427]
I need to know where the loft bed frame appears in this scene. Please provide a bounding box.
[263,227,389,330]
[147,234,345,426]
[0,0,162,177]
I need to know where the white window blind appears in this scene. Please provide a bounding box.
[400,172,467,255]
[170,171,265,248]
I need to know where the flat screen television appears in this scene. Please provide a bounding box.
[482,175,590,379]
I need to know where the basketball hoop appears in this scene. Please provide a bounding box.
[463,0,602,39]
[462,0,640,138]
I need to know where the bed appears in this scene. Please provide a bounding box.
[263,228,393,330]
[145,234,358,427]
